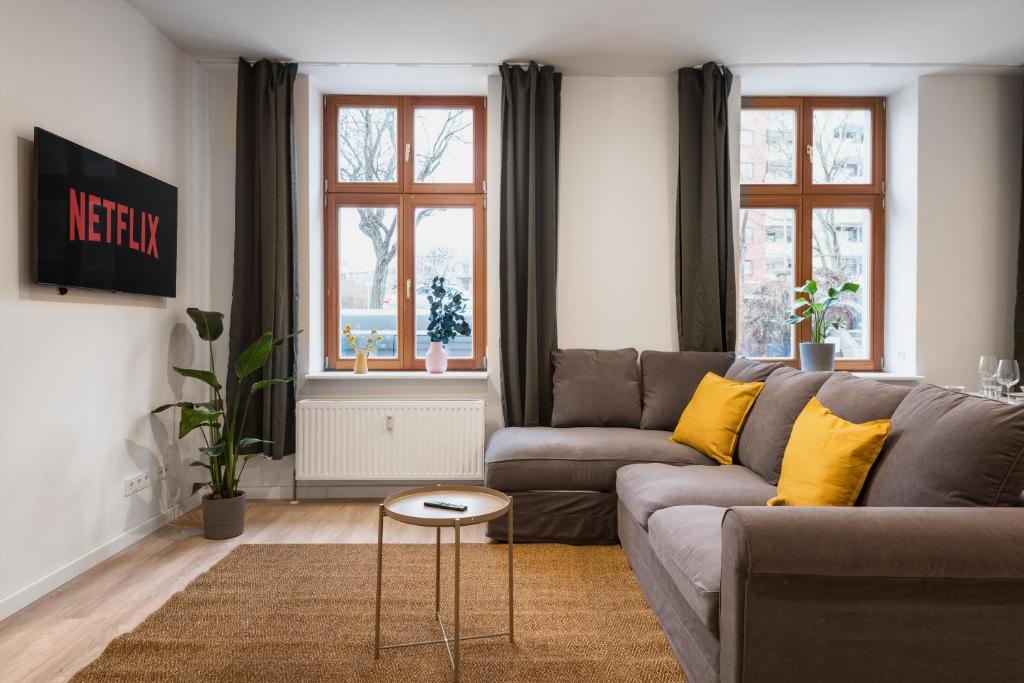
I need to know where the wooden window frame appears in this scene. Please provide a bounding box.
[403,194,487,371]
[737,196,804,364]
[740,97,804,196]
[404,97,486,195]
[326,95,404,194]
[323,95,487,372]
[740,96,886,371]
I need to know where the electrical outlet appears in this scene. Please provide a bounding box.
[123,472,152,497]
[153,463,168,481]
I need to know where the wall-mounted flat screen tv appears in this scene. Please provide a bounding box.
[33,127,178,297]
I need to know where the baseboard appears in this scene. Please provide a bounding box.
[0,495,201,622]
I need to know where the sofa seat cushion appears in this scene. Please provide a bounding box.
[485,427,713,492]
[647,505,728,635]
[617,462,776,529]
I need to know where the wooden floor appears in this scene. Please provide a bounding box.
[0,500,492,683]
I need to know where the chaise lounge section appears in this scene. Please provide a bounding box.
[485,349,1024,681]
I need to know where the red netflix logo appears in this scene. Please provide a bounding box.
[68,188,160,259]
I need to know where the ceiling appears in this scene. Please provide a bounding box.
[128,0,1023,93]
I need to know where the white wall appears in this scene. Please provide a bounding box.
[915,74,1022,388]
[0,0,206,619]
[884,81,919,376]
[558,75,741,353]
[558,77,679,351]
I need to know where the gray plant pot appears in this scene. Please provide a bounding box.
[202,491,246,540]
[799,343,836,372]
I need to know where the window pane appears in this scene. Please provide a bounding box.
[811,109,872,184]
[414,207,474,357]
[413,107,474,184]
[338,206,399,358]
[811,207,870,359]
[738,207,796,358]
[337,107,398,183]
[740,109,797,184]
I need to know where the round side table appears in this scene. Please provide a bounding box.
[374,485,513,682]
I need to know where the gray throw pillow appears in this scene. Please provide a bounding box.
[734,366,831,484]
[551,348,641,428]
[639,351,735,431]
[861,384,1024,507]
[724,358,783,382]
[816,372,911,423]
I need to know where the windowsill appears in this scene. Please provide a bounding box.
[850,371,924,383]
[305,370,489,382]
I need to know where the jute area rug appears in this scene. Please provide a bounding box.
[73,543,684,682]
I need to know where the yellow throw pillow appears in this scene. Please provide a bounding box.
[768,397,891,507]
[669,372,765,464]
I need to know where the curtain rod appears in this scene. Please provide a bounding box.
[194,59,538,68]
[707,61,1022,69]
[194,58,1020,70]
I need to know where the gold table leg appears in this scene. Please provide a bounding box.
[453,519,461,683]
[508,496,514,643]
[374,503,384,659]
[435,526,441,615]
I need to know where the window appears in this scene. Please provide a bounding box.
[323,95,486,370]
[739,97,885,370]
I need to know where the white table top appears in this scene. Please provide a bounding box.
[382,485,510,527]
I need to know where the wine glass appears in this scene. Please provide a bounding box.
[995,359,1020,401]
[978,355,998,397]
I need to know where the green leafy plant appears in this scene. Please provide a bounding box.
[425,276,471,345]
[153,308,299,500]
[785,279,860,343]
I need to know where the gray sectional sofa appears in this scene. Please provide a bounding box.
[485,349,1024,682]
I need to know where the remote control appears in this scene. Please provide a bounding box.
[424,500,468,512]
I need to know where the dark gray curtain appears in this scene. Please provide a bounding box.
[227,58,298,459]
[1014,94,1024,368]
[499,62,561,427]
[676,62,736,352]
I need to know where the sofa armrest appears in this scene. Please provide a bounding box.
[719,507,1024,683]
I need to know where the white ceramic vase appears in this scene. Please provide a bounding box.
[425,342,448,373]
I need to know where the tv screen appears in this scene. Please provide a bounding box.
[33,127,177,297]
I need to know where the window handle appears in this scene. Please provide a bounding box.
[405,278,412,300]
[404,143,411,163]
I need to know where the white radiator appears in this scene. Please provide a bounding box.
[296,400,485,480]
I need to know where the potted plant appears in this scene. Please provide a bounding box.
[154,308,298,539]
[342,324,382,374]
[785,279,859,371]
[423,276,471,373]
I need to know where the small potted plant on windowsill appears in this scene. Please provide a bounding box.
[424,276,471,373]
[153,308,299,539]
[785,279,859,372]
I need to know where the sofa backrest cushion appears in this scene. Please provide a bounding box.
[861,384,1024,507]
[640,351,735,430]
[724,358,783,383]
[815,372,911,423]
[734,366,831,484]
[551,348,641,428]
